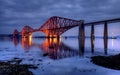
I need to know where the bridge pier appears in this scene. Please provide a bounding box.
[91,24,95,39]
[104,22,108,39]
[79,21,85,39]
[104,22,108,55]
[79,21,85,56]
[91,24,95,53]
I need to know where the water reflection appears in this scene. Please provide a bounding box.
[40,38,80,59]
[79,37,85,56]
[13,37,19,46]
[90,37,108,55]
[13,37,80,59]
[21,35,33,50]
[12,36,110,59]
[91,37,95,54]
[104,37,108,55]
[111,39,114,47]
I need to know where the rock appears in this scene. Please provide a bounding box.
[0,61,37,75]
[38,59,42,61]
[13,57,19,59]
[91,54,120,70]
[48,62,50,64]
[43,53,48,56]
[29,58,34,61]
[8,58,22,64]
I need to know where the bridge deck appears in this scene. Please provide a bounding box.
[84,18,120,26]
[13,16,120,37]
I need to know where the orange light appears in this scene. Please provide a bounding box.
[59,36,62,42]
[50,38,52,43]
[53,38,57,43]
[21,35,33,50]
[22,37,26,50]
[29,35,33,46]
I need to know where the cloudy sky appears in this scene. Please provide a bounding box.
[0,0,120,36]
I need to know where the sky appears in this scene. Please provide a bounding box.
[0,0,120,36]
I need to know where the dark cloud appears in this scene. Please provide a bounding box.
[0,0,120,34]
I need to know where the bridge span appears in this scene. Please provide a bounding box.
[13,16,83,38]
[13,16,120,38]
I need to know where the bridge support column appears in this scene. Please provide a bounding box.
[79,21,85,56]
[104,22,108,39]
[104,22,108,55]
[91,24,95,53]
[79,21,85,39]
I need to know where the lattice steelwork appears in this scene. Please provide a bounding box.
[39,16,83,36]
[21,25,33,37]
[13,16,83,37]
[13,16,120,38]
[13,29,19,37]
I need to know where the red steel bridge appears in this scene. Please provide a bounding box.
[13,16,120,38]
[13,16,83,38]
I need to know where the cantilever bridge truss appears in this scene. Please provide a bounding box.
[13,16,83,37]
[39,16,83,36]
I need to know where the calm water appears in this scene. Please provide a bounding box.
[0,37,120,75]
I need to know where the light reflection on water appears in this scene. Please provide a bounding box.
[13,37,80,59]
[0,37,120,59]
[0,37,120,75]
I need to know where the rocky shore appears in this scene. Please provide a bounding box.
[0,58,37,75]
[91,54,120,70]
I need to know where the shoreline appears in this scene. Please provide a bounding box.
[91,54,120,70]
[0,58,38,75]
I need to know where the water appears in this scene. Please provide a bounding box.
[0,36,120,75]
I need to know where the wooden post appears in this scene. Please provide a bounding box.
[91,24,95,53]
[79,21,85,56]
[104,22,108,55]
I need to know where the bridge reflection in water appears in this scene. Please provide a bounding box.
[13,36,108,60]
[21,35,33,50]
[40,38,80,59]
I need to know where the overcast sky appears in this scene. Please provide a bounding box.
[0,0,120,36]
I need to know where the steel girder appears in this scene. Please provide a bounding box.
[40,16,83,36]
[21,25,33,37]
